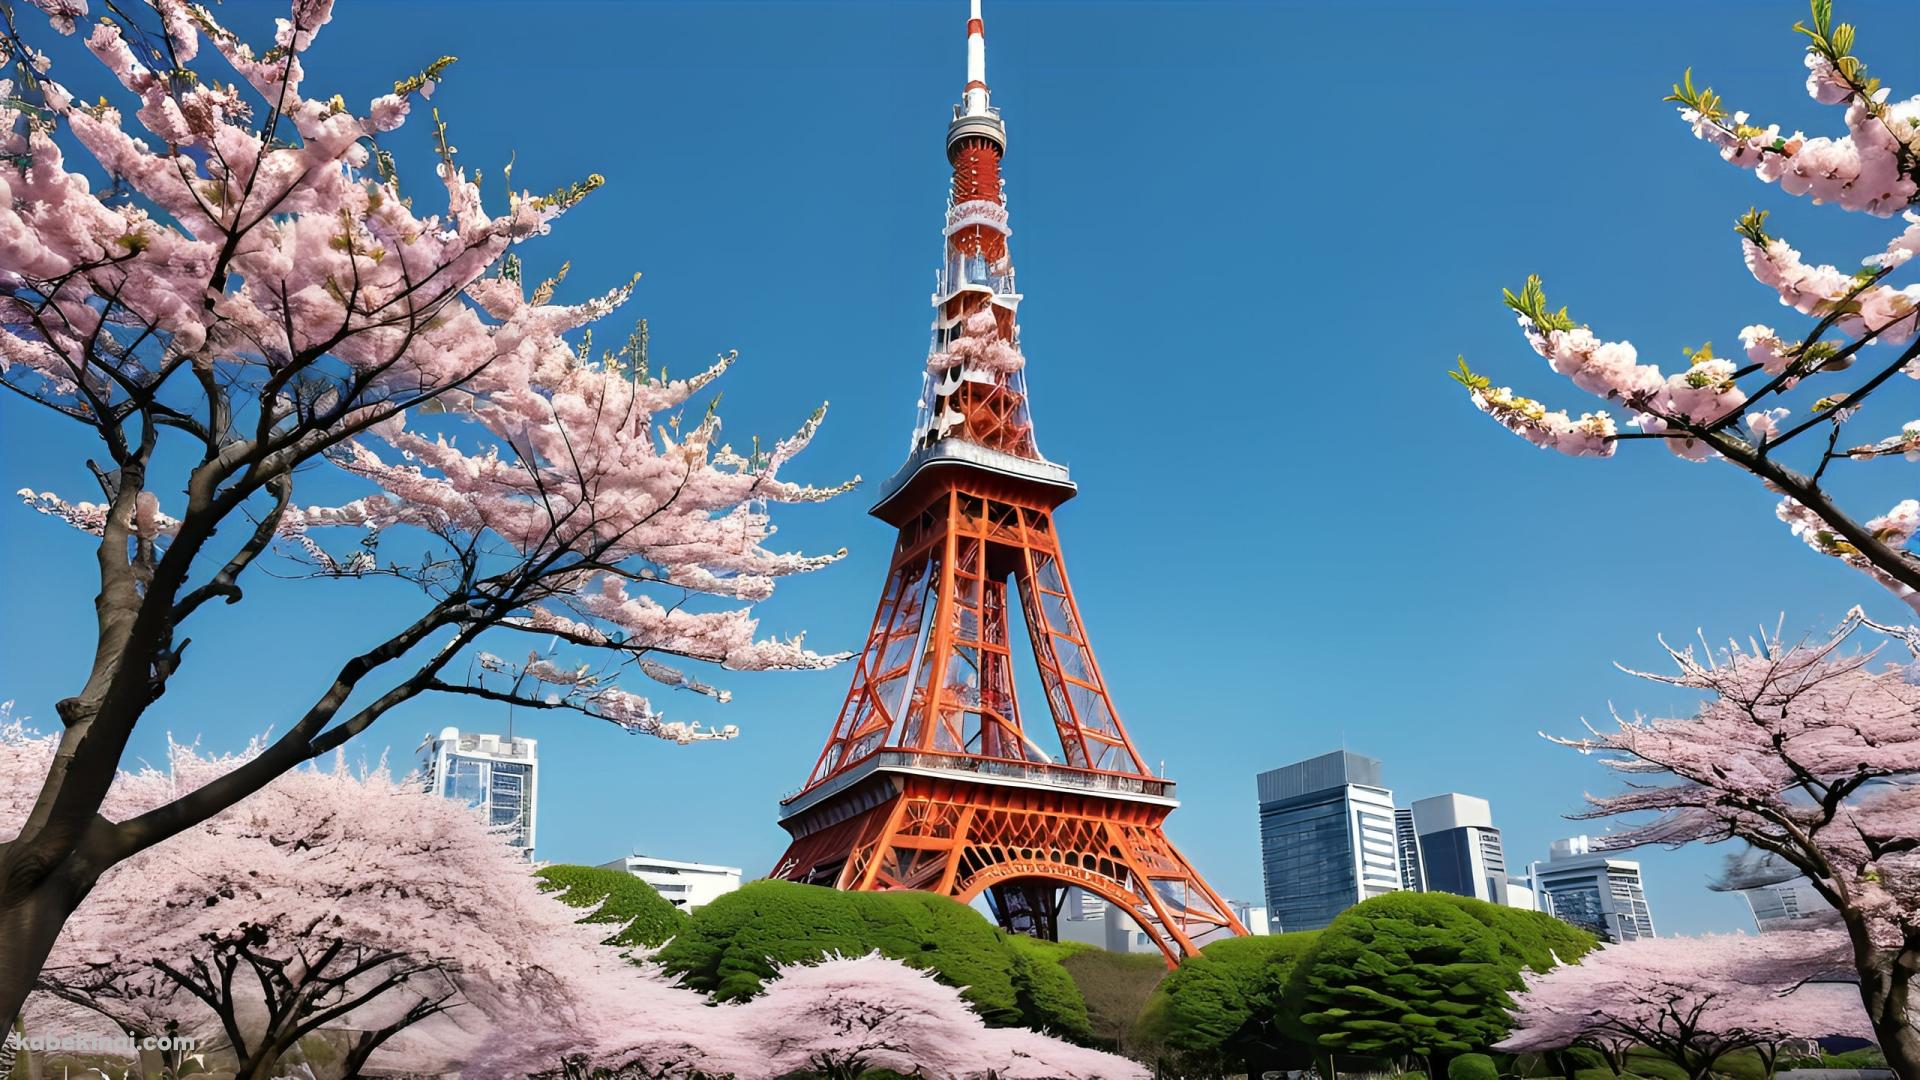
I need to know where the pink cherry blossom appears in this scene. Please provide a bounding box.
[0,0,857,1023]
[739,953,1146,1080]
[1462,12,1920,619]
[1499,931,1872,1077]
[1549,613,1920,1069]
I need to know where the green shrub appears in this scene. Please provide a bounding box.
[1562,1046,1609,1072]
[1824,1048,1889,1069]
[535,863,687,949]
[1450,1052,1499,1080]
[1136,931,1320,1077]
[1055,948,1167,1055]
[1620,1049,1689,1080]
[1285,893,1516,1059]
[1006,933,1093,1039]
[654,880,1089,1036]
[1435,893,1599,973]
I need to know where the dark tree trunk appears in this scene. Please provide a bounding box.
[0,862,93,1038]
[1845,921,1920,1080]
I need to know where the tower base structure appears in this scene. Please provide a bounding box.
[774,760,1243,963]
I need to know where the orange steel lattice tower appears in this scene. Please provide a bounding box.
[770,1,1244,964]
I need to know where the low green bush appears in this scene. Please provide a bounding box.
[1450,1052,1499,1080]
[655,880,1089,1037]
[535,863,687,949]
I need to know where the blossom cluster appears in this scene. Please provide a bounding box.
[2,0,856,740]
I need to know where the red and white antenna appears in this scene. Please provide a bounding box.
[963,0,990,118]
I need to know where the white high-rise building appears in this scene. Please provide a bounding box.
[1743,876,1833,931]
[1533,835,1656,943]
[600,853,742,911]
[423,727,538,860]
[1257,751,1401,933]
[1409,793,1509,905]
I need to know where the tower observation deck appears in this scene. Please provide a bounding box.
[769,0,1243,963]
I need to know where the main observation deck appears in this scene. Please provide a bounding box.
[779,748,1178,824]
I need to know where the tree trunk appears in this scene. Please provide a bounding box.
[1847,928,1920,1080]
[0,870,91,1042]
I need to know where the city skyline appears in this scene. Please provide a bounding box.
[7,0,1920,938]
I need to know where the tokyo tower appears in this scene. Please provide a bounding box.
[770,0,1245,962]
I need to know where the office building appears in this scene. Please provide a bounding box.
[1056,888,1176,954]
[1504,876,1538,912]
[1410,793,1509,904]
[600,853,742,911]
[1257,751,1401,933]
[422,726,537,860]
[1742,876,1834,931]
[1533,835,1656,943]
[1393,807,1427,892]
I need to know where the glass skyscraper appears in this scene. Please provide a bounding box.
[1409,793,1509,904]
[423,726,539,860]
[1256,751,1400,933]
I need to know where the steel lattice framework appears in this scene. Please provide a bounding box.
[771,0,1243,963]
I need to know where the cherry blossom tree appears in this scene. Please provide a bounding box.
[0,0,854,1024]
[1497,933,1871,1080]
[5,721,754,1079]
[736,953,1148,1080]
[1455,1,1920,610]
[1552,614,1920,1076]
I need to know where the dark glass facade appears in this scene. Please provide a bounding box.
[1260,788,1359,933]
[1256,751,1397,933]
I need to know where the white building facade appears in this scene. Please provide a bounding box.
[423,727,538,860]
[600,854,743,911]
[1533,835,1656,943]
[1743,876,1834,931]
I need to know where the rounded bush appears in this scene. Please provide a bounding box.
[1449,1052,1500,1080]
[654,879,1090,1037]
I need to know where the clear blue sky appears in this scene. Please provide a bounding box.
[3,0,1917,936]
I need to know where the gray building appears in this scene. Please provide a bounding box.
[1409,793,1509,904]
[1533,835,1656,943]
[423,726,538,860]
[1257,751,1400,933]
[1393,807,1426,892]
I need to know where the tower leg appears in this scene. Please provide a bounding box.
[985,880,1064,941]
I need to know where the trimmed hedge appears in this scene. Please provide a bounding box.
[1287,892,1522,1059]
[535,863,687,950]
[654,880,1089,1037]
[1449,1052,1499,1080]
[1134,931,1320,1078]
[1432,892,1599,973]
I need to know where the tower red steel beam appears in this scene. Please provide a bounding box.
[769,0,1245,965]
